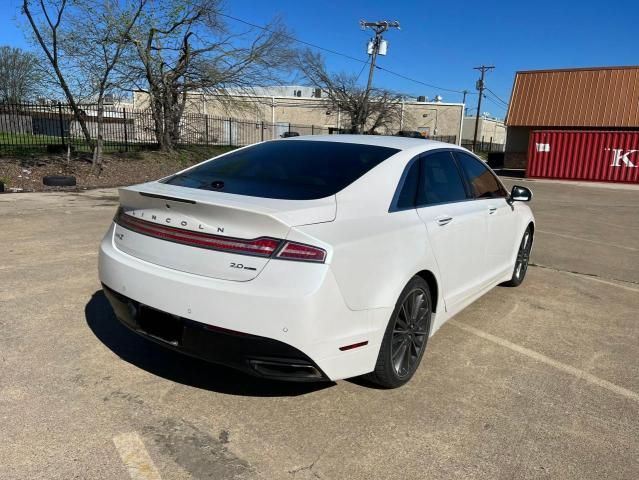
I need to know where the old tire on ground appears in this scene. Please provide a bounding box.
[367,276,432,389]
[43,175,76,187]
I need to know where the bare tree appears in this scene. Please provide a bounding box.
[63,0,147,171]
[126,0,294,150]
[22,0,93,145]
[0,46,45,102]
[298,50,402,134]
[22,0,147,170]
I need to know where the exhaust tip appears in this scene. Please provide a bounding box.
[249,359,324,380]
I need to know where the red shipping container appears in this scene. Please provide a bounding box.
[527,130,639,183]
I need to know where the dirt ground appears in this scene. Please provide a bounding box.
[0,146,234,193]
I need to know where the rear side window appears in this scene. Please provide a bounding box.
[395,159,419,209]
[165,140,399,200]
[418,151,469,205]
[455,152,508,199]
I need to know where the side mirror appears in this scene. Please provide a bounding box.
[510,185,532,202]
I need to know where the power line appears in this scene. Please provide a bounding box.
[374,65,469,94]
[484,87,508,106]
[355,58,369,83]
[217,12,468,95]
[484,93,507,110]
[483,93,507,112]
[217,12,365,64]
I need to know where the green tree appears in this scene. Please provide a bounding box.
[0,45,44,102]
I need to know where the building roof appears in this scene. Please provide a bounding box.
[506,66,639,127]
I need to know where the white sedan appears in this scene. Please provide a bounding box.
[99,135,534,388]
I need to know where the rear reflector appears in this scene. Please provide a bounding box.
[115,209,280,257]
[114,208,327,263]
[339,341,369,351]
[276,241,327,263]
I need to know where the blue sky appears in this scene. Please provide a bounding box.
[3,0,638,119]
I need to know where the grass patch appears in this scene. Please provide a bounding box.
[0,130,237,158]
[0,131,62,144]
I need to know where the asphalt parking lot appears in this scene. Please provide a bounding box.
[1,178,638,479]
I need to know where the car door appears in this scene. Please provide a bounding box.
[454,151,519,280]
[415,150,489,310]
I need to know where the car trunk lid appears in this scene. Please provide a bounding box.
[113,182,335,281]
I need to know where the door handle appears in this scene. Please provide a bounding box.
[488,207,497,214]
[436,216,453,226]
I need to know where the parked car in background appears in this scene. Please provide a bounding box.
[395,130,425,139]
[280,131,300,138]
[99,135,534,388]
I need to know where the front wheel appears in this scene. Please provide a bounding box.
[502,227,533,287]
[367,277,432,388]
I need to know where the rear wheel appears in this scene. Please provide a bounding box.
[368,277,432,388]
[502,227,533,287]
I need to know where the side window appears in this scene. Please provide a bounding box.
[395,158,419,209]
[455,152,508,199]
[417,151,469,205]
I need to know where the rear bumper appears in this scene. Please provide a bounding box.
[98,223,388,381]
[102,284,328,381]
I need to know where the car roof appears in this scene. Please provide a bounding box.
[283,134,463,154]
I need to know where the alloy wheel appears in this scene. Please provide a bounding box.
[390,288,430,378]
[515,231,531,280]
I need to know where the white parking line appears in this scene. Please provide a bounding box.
[562,270,639,293]
[530,264,639,293]
[537,229,638,252]
[449,320,639,404]
[113,432,162,480]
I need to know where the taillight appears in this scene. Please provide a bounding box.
[115,209,280,257]
[276,241,327,263]
[114,209,326,263]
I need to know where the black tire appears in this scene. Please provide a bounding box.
[367,276,432,388]
[502,227,533,287]
[43,175,76,187]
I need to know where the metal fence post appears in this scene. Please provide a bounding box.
[311,125,314,135]
[123,108,129,152]
[205,115,209,145]
[228,117,233,146]
[261,121,264,142]
[57,102,65,147]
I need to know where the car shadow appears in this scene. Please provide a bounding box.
[85,290,334,397]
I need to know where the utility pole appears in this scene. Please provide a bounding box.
[472,65,494,152]
[358,20,400,133]
[462,89,469,107]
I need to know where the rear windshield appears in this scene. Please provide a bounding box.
[164,140,399,200]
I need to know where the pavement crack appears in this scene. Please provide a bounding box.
[288,453,323,478]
